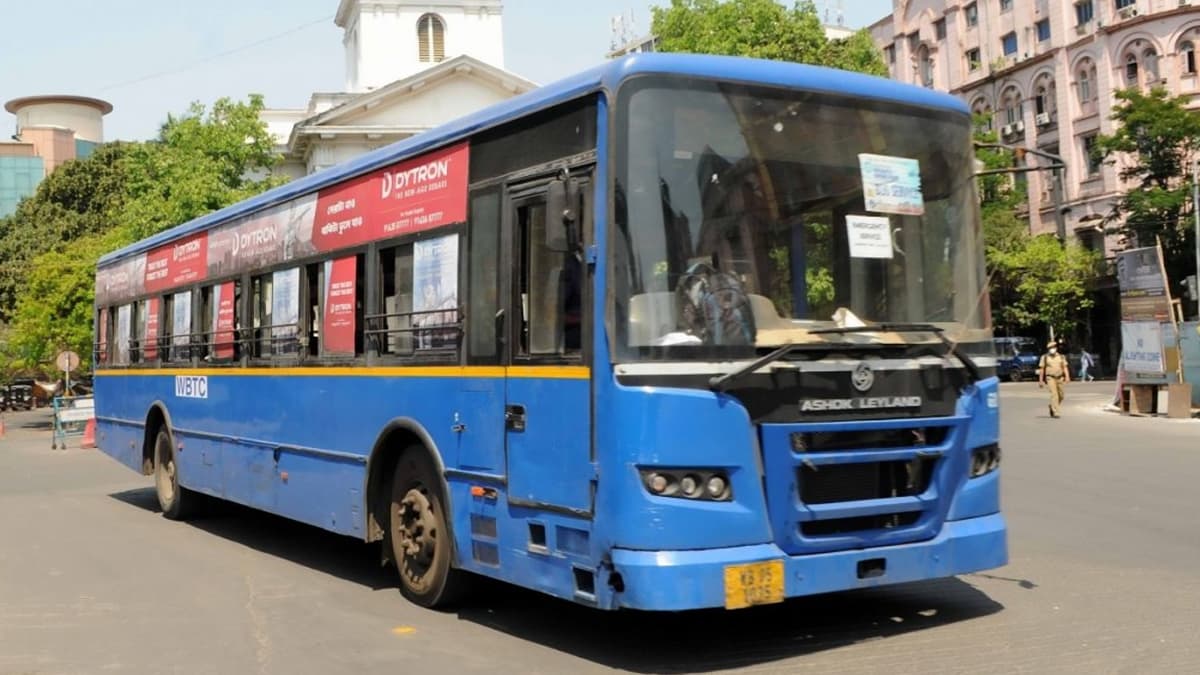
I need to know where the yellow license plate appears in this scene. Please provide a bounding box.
[723,559,785,610]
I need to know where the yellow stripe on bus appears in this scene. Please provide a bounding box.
[94,365,590,380]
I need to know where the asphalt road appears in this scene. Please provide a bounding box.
[2,382,1199,674]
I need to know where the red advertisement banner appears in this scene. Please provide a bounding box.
[214,282,236,359]
[312,142,469,252]
[144,297,159,360]
[145,232,209,293]
[322,257,357,355]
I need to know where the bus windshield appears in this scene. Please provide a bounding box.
[611,78,990,361]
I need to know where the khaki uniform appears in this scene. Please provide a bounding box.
[1039,352,1069,417]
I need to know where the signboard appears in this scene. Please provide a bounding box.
[271,267,300,353]
[95,142,470,306]
[322,257,358,355]
[858,153,924,216]
[845,215,894,259]
[1116,246,1172,322]
[143,297,160,360]
[55,350,81,373]
[414,234,460,349]
[213,281,237,360]
[1121,321,1165,375]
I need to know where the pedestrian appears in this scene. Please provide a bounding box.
[1039,339,1070,418]
[1078,349,1095,382]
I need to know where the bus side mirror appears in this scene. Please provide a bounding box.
[546,176,579,252]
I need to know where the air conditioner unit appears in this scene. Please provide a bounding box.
[1001,123,1014,136]
[1075,24,1088,36]
[1036,112,1051,126]
[1013,120,1025,133]
[1118,6,1137,19]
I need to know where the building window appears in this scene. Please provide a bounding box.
[935,19,946,40]
[1115,0,1135,9]
[967,48,982,71]
[1002,32,1018,56]
[965,2,979,27]
[885,44,895,64]
[1083,134,1101,176]
[1036,19,1051,42]
[1076,61,1096,105]
[918,46,934,86]
[908,33,920,51]
[417,13,446,63]
[1143,48,1159,83]
[1075,1,1094,26]
[1125,53,1139,84]
[1000,0,1013,11]
[1183,41,1196,75]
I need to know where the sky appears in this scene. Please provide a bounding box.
[0,0,892,142]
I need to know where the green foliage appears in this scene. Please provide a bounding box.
[651,0,887,75]
[1,95,285,372]
[0,142,131,321]
[975,125,1098,335]
[1096,87,1200,283]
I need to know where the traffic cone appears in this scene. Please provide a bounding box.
[81,417,96,449]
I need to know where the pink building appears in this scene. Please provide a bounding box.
[870,0,1200,256]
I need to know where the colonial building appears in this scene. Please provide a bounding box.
[870,0,1200,257]
[263,0,536,177]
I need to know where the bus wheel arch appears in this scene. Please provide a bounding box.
[364,419,451,546]
[142,402,174,476]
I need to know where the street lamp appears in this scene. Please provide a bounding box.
[974,142,1068,243]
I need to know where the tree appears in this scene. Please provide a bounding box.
[651,0,887,75]
[0,142,131,321]
[1095,87,1200,285]
[3,95,286,372]
[974,121,1100,336]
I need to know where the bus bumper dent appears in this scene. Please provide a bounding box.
[609,512,1007,611]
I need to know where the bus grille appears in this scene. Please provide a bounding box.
[799,458,936,504]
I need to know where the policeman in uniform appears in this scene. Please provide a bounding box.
[1038,339,1071,418]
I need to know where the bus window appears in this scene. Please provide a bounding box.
[170,290,192,362]
[252,274,271,358]
[114,304,132,366]
[468,189,501,361]
[199,286,213,358]
[205,281,239,361]
[377,245,415,356]
[517,201,579,356]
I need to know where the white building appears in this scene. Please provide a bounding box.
[264,0,536,177]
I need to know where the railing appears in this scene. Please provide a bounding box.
[365,307,464,357]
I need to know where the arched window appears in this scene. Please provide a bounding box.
[971,97,993,131]
[1002,87,1022,126]
[1125,53,1139,84]
[1143,48,1159,83]
[1182,40,1197,75]
[417,14,446,63]
[1077,64,1092,103]
[1034,75,1056,123]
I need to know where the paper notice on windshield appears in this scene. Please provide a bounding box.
[858,153,924,216]
[846,215,894,259]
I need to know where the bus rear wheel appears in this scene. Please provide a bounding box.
[389,448,465,608]
[154,428,195,520]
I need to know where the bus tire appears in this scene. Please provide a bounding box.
[389,447,466,608]
[154,428,196,520]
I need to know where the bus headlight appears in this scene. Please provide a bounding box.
[639,468,732,501]
[969,444,1001,478]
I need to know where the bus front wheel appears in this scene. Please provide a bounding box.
[389,448,465,607]
[154,428,196,520]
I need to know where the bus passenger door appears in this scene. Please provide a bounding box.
[503,173,593,515]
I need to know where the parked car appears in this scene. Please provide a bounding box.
[993,337,1041,382]
[3,381,35,410]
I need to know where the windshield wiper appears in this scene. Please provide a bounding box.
[709,342,798,392]
[808,323,981,382]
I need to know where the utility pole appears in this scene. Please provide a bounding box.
[1193,158,1200,318]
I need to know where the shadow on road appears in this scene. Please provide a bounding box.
[107,488,1003,672]
[108,487,395,591]
[456,576,1003,673]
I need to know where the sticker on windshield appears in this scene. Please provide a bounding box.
[858,153,924,216]
[845,215,894,259]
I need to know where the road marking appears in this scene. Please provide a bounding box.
[391,625,416,636]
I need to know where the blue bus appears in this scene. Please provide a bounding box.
[93,53,1006,611]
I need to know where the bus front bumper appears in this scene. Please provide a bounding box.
[609,512,1007,611]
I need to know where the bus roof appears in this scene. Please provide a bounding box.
[99,53,969,267]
